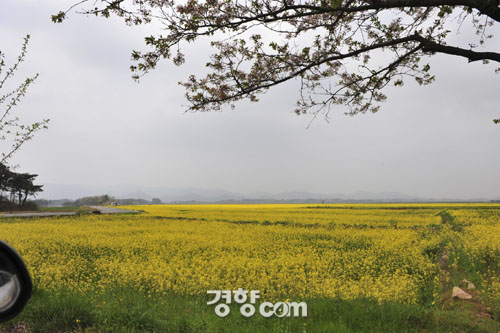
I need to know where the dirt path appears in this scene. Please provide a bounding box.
[0,211,76,218]
[89,206,142,214]
[0,206,141,218]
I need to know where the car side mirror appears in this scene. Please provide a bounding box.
[0,241,32,323]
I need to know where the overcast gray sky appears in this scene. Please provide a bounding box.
[1,0,499,199]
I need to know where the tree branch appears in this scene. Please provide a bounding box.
[287,0,500,22]
[413,34,500,62]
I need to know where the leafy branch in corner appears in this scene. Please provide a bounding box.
[0,35,50,164]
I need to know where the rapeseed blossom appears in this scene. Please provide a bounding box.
[0,203,498,305]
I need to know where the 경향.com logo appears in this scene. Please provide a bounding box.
[207,289,307,318]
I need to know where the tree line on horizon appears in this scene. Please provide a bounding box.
[34,195,162,208]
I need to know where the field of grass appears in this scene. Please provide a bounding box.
[1,203,499,332]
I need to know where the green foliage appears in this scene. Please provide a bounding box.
[51,11,66,23]
[69,194,113,207]
[15,288,97,332]
[436,210,464,232]
[3,288,498,332]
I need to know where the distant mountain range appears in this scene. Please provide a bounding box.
[38,183,493,203]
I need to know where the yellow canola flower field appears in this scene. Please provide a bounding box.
[0,203,499,305]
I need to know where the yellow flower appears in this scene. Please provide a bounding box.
[0,203,498,304]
